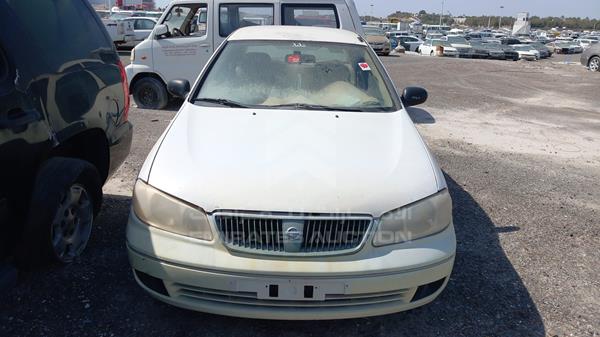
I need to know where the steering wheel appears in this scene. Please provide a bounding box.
[172,28,184,37]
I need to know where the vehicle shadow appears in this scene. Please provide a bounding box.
[0,176,544,336]
[406,107,435,124]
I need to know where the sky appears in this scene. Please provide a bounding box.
[353,0,600,19]
[153,0,600,19]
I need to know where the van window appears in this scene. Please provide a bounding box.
[282,4,339,28]
[219,4,274,37]
[134,19,155,30]
[163,4,208,37]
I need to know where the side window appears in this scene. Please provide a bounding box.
[281,4,339,28]
[135,19,155,30]
[163,4,207,38]
[4,1,113,74]
[219,4,274,37]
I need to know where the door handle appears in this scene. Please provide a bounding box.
[199,43,210,47]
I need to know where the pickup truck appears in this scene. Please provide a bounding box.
[102,16,135,45]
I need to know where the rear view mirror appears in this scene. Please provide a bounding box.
[285,53,316,64]
[401,87,428,107]
[154,24,169,38]
[167,79,190,98]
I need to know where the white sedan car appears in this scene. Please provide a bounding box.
[420,39,458,57]
[512,44,541,60]
[120,17,157,47]
[127,26,456,320]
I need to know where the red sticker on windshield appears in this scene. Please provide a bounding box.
[358,62,371,71]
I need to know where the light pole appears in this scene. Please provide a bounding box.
[499,6,504,29]
[439,0,445,26]
[370,3,374,20]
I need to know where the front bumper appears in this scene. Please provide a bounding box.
[520,54,537,61]
[372,45,391,54]
[126,211,456,319]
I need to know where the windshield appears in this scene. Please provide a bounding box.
[195,40,396,111]
[108,13,131,20]
[363,28,384,36]
[514,46,531,51]
[447,36,468,44]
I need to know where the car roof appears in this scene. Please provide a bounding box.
[228,26,367,46]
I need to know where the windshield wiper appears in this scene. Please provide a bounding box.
[193,98,250,108]
[266,103,365,112]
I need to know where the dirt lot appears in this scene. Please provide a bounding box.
[1,54,599,337]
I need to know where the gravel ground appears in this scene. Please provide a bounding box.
[1,53,599,337]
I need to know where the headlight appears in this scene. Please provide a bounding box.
[130,47,135,62]
[132,180,213,241]
[373,189,452,246]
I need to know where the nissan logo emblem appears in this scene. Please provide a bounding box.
[285,227,302,241]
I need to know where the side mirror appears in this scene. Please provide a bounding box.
[154,24,169,38]
[401,87,428,107]
[167,79,190,98]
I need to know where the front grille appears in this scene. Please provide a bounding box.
[215,214,372,256]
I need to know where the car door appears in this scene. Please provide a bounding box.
[134,19,155,42]
[152,2,213,85]
[422,40,432,54]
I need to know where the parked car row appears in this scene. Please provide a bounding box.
[417,38,551,61]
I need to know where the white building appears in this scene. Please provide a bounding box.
[513,12,531,36]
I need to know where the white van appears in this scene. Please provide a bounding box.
[126,0,364,109]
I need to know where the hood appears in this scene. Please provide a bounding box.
[366,35,388,44]
[147,104,439,217]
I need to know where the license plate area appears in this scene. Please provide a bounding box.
[237,279,346,301]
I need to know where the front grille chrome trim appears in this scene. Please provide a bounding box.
[212,211,373,257]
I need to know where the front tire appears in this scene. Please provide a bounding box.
[15,158,102,268]
[589,56,600,72]
[132,77,169,110]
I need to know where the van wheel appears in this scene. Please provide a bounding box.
[589,56,600,72]
[15,158,102,268]
[132,77,169,110]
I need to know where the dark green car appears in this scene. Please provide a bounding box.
[0,0,132,267]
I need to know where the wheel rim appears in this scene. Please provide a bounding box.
[590,58,600,72]
[139,85,158,107]
[50,184,93,263]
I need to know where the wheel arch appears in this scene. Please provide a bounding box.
[46,128,111,184]
[129,72,167,92]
